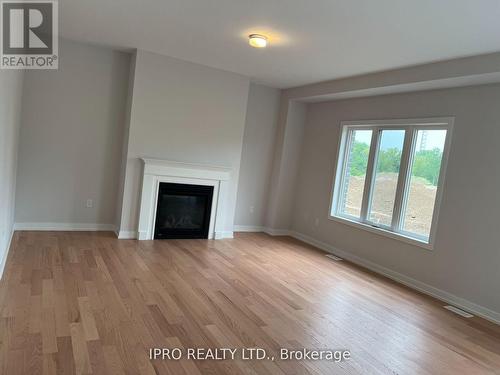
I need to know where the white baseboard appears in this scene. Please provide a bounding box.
[0,229,14,280]
[232,226,291,236]
[263,227,291,236]
[137,231,148,240]
[215,231,234,239]
[14,222,116,232]
[118,230,137,239]
[233,225,265,232]
[289,230,500,325]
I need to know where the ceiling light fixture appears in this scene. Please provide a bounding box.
[248,34,268,48]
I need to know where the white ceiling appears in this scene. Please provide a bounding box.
[60,0,500,89]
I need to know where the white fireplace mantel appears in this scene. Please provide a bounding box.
[137,158,232,240]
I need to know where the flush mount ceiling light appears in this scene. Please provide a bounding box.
[248,34,268,48]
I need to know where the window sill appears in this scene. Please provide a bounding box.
[328,215,434,251]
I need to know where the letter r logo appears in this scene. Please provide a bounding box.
[2,1,54,54]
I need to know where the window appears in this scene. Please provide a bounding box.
[330,118,452,248]
[336,129,372,219]
[368,129,405,227]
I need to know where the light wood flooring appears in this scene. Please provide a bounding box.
[0,231,499,374]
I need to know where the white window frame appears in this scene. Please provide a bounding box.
[329,117,454,250]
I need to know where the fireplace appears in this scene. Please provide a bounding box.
[137,159,231,240]
[154,182,214,239]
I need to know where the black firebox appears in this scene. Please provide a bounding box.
[154,182,214,239]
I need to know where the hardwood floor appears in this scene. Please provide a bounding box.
[0,231,499,375]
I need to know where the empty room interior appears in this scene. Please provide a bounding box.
[1,1,500,374]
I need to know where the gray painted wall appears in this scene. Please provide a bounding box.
[293,84,500,315]
[15,40,130,226]
[118,50,250,235]
[0,70,24,276]
[265,100,307,230]
[235,83,280,228]
[114,53,137,231]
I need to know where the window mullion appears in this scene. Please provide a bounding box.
[391,126,415,231]
[360,128,379,223]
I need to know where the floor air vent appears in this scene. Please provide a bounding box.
[325,254,343,261]
[443,305,474,318]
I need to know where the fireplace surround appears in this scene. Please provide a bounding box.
[137,159,232,240]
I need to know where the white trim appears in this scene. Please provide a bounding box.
[340,117,455,127]
[118,230,138,239]
[425,121,454,247]
[233,225,265,232]
[142,159,231,181]
[444,305,474,318]
[391,128,414,229]
[360,128,379,220]
[0,229,14,280]
[232,226,292,236]
[263,227,291,236]
[289,230,500,325]
[328,215,433,250]
[329,117,454,250]
[138,158,231,241]
[215,231,234,239]
[13,222,116,231]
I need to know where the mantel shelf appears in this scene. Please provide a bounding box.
[141,158,231,181]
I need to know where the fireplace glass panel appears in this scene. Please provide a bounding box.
[154,183,214,239]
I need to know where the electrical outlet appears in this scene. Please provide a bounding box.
[86,199,93,208]
[314,218,320,227]
[249,206,254,214]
